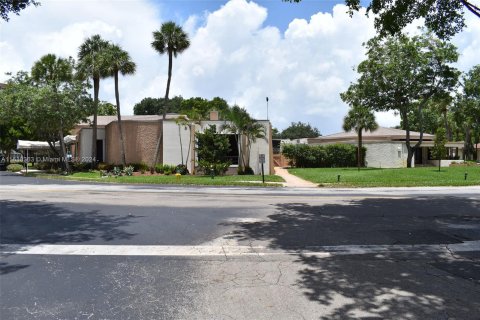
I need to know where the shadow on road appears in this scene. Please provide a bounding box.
[228,197,480,247]
[226,197,480,319]
[0,200,138,245]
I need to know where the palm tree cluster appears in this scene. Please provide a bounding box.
[77,35,136,168]
[222,106,266,173]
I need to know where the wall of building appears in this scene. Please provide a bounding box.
[77,128,105,162]
[105,121,162,165]
[162,120,192,169]
[364,142,412,168]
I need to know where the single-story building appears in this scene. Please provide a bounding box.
[72,111,274,174]
[306,127,465,168]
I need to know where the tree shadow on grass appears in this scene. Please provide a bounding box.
[226,197,480,319]
[0,200,138,244]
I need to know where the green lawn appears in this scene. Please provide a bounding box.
[288,166,480,187]
[29,171,285,187]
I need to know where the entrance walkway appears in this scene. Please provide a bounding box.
[274,167,318,188]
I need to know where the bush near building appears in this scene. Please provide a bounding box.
[282,143,365,168]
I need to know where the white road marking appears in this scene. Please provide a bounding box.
[2,240,479,257]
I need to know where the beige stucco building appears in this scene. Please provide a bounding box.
[72,113,274,175]
[305,127,465,168]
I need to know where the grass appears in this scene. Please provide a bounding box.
[28,171,285,187]
[288,166,480,187]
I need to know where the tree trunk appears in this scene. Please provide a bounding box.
[58,129,70,173]
[114,71,127,167]
[152,49,173,169]
[190,125,196,175]
[464,124,472,160]
[58,119,70,173]
[152,122,163,169]
[357,130,362,170]
[91,76,100,168]
[163,50,173,120]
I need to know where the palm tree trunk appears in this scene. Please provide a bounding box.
[114,71,127,167]
[163,50,173,120]
[190,125,196,174]
[152,122,163,169]
[91,76,100,168]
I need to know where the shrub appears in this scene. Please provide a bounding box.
[198,160,230,176]
[71,162,90,172]
[112,166,123,177]
[98,162,114,171]
[124,165,134,176]
[154,164,164,174]
[175,164,189,175]
[7,163,23,172]
[128,162,149,172]
[243,166,254,175]
[282,143,361,168]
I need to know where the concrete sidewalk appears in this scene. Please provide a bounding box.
[274,167,318,188]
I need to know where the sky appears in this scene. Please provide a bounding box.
[0,0,479,135]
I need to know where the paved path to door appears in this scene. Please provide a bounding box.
[274,166,318,188]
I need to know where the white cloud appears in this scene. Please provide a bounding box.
[1,0,478,135]
[171,1,377,133]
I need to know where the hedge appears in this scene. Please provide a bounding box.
[282,143,365,168]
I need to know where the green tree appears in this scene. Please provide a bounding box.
[286,0,480,39]
[133,96,183,115]
[453,65,480,160]
[341,32,459,167]
[244,121,266,171]
[1,0,39,21]
[222,105,251,171]
[0,76,35,161]
[102,43,136,167]
[196,125,231,175]
[77,34,110,167]
[432,127,447,171]
[280,121,320,139]
[31,54,77,172]
[341,105,378,170]
[97,101,117,116]
[1,63,89,172]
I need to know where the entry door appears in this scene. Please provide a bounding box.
[414,147,423,165]
[96,140,104,163]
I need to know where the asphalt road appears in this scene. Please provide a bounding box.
[1,172,480,319]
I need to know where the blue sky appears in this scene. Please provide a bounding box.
[0,0,478,134]
[157,0,346,31]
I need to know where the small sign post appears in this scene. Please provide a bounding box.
[259,154,265,184]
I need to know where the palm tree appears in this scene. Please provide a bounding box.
[343,105,378,170]
[151,21,190,118]
[222,106,251,171]
[244,121,266,169]
[77,34,109,168]
[151,22,190,168]
[31,54,74,173]
[102,43,136,167]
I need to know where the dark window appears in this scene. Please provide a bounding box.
[96,140,104,162]
[225,135,239,165]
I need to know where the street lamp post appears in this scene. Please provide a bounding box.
[266,97,269,121]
